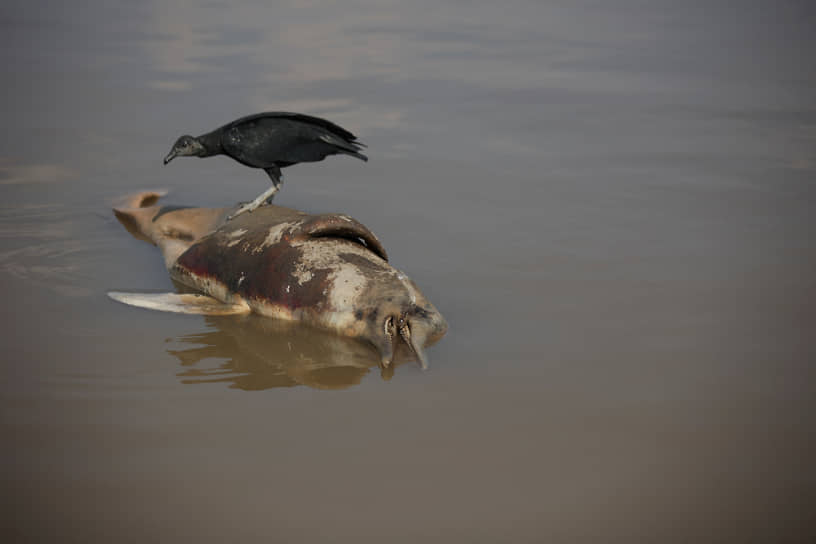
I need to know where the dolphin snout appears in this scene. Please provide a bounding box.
[375,313,436,370]
[399,317,429,370]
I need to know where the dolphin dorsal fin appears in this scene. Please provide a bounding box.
[296,214,388,261]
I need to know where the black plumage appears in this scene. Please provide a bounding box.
[163,112,367,218]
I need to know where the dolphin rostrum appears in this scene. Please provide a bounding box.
[109,191,447,369]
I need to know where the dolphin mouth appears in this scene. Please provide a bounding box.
[399,319,429,370]
[163,150,177,165]
[379,315,431,370]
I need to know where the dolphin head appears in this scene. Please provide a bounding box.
[354,276,448,370]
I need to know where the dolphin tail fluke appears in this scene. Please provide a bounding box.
[112,190,168,245]
[108,292,250,316]
[114,189,168,210]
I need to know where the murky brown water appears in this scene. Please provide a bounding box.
[2,1,815,542]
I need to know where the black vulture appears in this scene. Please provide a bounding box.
[163,112,367,218]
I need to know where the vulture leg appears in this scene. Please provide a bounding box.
[264,166,283,204]
[227,166,283,220]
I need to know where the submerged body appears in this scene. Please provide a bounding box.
[163,112,368,218]
[111,191,446,368]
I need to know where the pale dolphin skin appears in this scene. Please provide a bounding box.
[109,191,447,369]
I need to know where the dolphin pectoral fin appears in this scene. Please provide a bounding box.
[108,292,250,316]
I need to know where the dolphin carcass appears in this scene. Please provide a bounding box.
[109,191,447,368]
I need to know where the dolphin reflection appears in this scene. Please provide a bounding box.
[167,312,428,390]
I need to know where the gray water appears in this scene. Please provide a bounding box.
[2,1,815,542]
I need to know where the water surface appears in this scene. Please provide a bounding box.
[2,1,815,542]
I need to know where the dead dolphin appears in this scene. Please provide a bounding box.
[109,191,447,368]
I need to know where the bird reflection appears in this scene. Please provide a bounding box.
[166,313,412,390]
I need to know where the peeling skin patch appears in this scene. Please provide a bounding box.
[327,263,368,309]
[254,221,300,254]
[292,239,386,290]
[225,228,247,247]
[292,263,313,285]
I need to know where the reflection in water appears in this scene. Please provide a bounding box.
[168,313,412,390]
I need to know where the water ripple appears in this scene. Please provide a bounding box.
[0,203,113,297]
